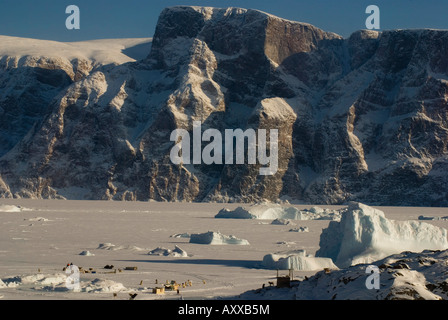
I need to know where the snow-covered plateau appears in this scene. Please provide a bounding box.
[1,199,448,300]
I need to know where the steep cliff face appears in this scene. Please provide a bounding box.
[0,6,447,206]
[0,55,75,158]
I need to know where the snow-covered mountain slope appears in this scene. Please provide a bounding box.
[0,6,447,206]
[0,36,152,158]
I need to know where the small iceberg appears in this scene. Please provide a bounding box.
[189,231,249,245]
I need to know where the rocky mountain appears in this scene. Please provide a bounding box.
[0,6,447,206]
[0,36,152,158]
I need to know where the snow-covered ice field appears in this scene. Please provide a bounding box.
[1,199,448,300]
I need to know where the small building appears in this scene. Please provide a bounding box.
[153,287,165,295]
[276,269,293,288]
[276,276,290,288]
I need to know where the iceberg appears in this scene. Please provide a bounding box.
[289,227,309,232]
[316,202,448,268]
[262,250,338,271]
[147,245,188,257]
[79,250,94,256]
[215,204,340,220]
[189,231,249,245]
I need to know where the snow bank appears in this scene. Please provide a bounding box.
[215,204,340,220]
[189,231,249,245]
[262,250,338,271]
[148,245,188,257]
[316,202,448,268]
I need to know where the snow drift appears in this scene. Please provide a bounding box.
[316,202,448,268]
[215,204,340,220]
[189,231,249,245]
[262,250,338,271]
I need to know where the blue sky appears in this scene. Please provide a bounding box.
[1,0,447,41]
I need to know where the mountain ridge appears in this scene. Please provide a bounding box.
[0,6,447,206]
